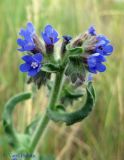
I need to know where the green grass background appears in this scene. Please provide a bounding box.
[0,0,124,159]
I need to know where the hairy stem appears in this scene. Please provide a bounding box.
[29,69,65,152]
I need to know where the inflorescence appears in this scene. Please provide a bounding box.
[17,23,113,86]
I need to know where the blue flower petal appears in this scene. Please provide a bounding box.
[97,35,110,44]
[88,56,96,67]
[37,64,42,72]
[96,54,106,62]
[22,55,33,63]
[42,32,52,45]
[104,45,113,53]
[28,69,37,76]
[96,48,104,55]
[17,39,25,46]
[96,63,106,72]
[24,42,35,51]
[45,25,53,35]
[27,22,35,35]
[23,31,33,41]
[33,53,43,62]
[51,29,58,38]
[89,67,97,74]
[17,48,24,52]
[53,37,59,43]
[88,26,96,35]
[20,63,31,72]
[19,29,26,37]
[96,40,106,47]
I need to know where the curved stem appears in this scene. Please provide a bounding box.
[29,69,65,152]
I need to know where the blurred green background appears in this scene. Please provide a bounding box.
[0,0,124,159]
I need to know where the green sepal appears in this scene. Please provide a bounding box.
[27,70,51,89]
[47,82,95,125]
[42,63,60,73]
[2,92,32,147]
[65,57,86,83]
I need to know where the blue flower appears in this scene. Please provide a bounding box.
[17,22,36,52]
[20,53,43,76]
[88,26,96,36]
[87,53,106,74]
[41,25,59,45]
[63,35,72,42]
[95,35,113,56]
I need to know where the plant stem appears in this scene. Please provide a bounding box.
[29,69,65,152]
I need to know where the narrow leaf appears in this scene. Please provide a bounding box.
[2,92,32,147]
[42,63,60,73]
[68,47,84,57]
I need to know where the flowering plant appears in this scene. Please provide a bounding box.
[2,22,113,157]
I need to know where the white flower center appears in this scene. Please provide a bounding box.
[31,62,38,69]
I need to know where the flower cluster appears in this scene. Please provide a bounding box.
[17,23,36,52]
[17,22,59,77]
[17,23,113,86]
[87,26,113,74]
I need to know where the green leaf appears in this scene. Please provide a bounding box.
[47,80,53,91]
[47,82,95,125]
[67,46,84,58]
[2,92,32,147]
[42,63,60,73]
[65,87,84,98]
[56,104,65,111]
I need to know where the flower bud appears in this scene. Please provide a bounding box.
[71,33,88,48]
[61,35,72,56]
[32,34,45,54]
